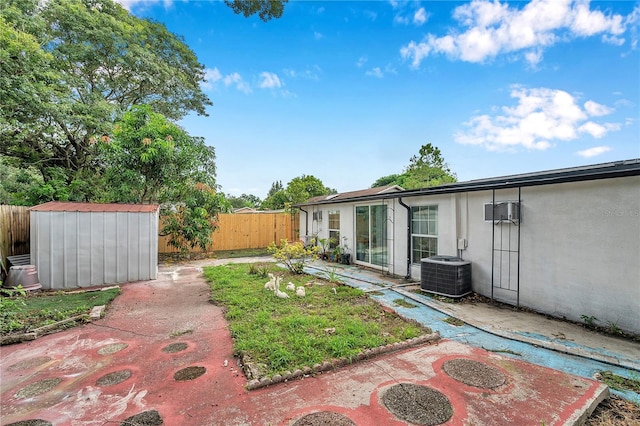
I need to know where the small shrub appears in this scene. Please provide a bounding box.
[0,287,27,334]
[268,239,319,274]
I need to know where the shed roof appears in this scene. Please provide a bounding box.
[30,201,159,213]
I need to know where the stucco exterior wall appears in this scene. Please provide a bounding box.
[455,177,640,334]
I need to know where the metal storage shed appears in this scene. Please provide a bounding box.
[30,202,159,289]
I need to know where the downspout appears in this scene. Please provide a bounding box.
[398,197,411,279]
[299,207,309,242]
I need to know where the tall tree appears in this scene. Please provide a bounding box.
[100,105,230,252]
[225,0,288,21]
[227,193,262,209]
[370,143,457,190]
[0,0,212,199]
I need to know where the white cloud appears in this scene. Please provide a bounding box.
[284,65,321,80]
[455,86,619,151]
[413,7,428,26]
[356,56,368,67]
[223,72,252,94]
[314,31,323,40]
[258,72,282,89]
[364,10,378,21]
[584,100,613,116]
[201,68,252,94]
[201,68,222,89]
[365,67,384,78]
[113,0,172,11]
[576,145,611,158]
[401,0,636,67]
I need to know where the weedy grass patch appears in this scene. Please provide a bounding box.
[1,288,120,335]
[204,263,430,377]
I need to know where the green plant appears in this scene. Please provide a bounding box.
[443,316,464,326]
[248,264,270,278]
[0,286,27,334]
[323,266,344,284]
[581,314,598,327]
[597,371,640,393]
[393,299,417,309]
[268,239,319,274]
[607,321,623,335]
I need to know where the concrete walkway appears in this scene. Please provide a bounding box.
[303,260,640,404]
[0,258,622,425]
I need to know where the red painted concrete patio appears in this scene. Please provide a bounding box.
[0,262,607,425]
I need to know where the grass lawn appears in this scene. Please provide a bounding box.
[1,288,120,335]
[203,262,431,378]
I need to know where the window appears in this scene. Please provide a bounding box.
[328,210,340,248]
[411,206,438,263]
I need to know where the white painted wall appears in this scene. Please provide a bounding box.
[300,175,640,334]
[31,210,158,289]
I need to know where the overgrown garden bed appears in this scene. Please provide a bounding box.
[203,262,434,384]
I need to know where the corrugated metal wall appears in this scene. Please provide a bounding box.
[31,210,158,289]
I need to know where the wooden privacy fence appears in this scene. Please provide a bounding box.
[1,206,298,259]
[0,205,30,270]
[158,212,299,253]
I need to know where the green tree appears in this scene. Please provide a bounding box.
[0,0,212,200]
[371,174,401,188]
[225,0,288,21]
[370,143,456,190]
[227,193,262,209]
[286,175,336,206]
[100,105,230,252]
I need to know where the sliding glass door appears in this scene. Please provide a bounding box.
[355,205,387,266]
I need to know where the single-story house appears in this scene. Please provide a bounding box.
[296,159,640,335]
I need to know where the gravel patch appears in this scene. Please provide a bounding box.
[5,421,53,426]
[120,409,164,425]
[96,369,132,386]
[7,356,52,371]
[162,342,188,353]
[98,343,129,355]
[381,383,453,425]
[14,377,62,399]
[174,366,206,381]
[443,358,506,389]
[291,411,356,426]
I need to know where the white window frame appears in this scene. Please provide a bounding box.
[328,210,340,248]
[411,205,438,264]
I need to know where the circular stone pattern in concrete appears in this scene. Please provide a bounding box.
[6,420,53,426]
[120,409,163,426]
[162,342,188,353]
[14,377,62,399]
[292,411,356,426]
[443,358,506,389]
[381,383,453,426]
[96,369,132,387]
[174,366,206,381]
[98,343,129,355]
[8,356,52,371]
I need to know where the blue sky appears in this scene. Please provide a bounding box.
[119,0,640,198]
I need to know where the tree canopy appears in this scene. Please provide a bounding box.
[371,143,457,190]
[0,0,212,200]
[224,0,288,21]
[261,176,336,210]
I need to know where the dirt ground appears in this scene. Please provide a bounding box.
[585,395,640,426]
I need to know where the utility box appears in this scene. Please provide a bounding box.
[30,202,159,289]
[420,256,472,298]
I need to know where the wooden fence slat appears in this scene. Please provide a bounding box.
[0,205,31,270]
